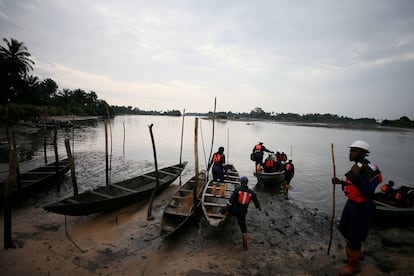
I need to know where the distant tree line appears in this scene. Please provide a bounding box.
[0,38,112,121]
[1,38,412,128]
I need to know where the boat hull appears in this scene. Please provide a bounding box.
[43,162,187,216]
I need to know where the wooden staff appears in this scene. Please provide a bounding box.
[147,123,159,221]
[65,138,78,196]
[193,118,199,203]
[327,143,336,255]
[179,109,185,186]
[53,127,60,192]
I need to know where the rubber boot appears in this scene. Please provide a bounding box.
[342,239,364,263]
[242,234,248,251]
[340,246,361,276]
[212,184,217,196]
[220,184,225,197]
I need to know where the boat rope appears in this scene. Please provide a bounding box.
[64,216,87,253]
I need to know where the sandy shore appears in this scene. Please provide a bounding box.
[1,178,414,275]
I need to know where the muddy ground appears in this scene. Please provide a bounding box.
[0,178,413,276]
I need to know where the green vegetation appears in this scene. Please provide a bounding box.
[1,38,412,129]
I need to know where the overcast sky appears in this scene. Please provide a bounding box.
[1,0,414,120]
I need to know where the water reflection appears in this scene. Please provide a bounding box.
[2,115,414,218]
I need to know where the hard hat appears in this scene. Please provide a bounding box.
[288,156,293,161]
[259,141,263,144]
[349,140,370,153]
[240,176,248,184]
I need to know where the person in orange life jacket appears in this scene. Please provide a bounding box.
[283,157,295,199]
[252,142,273,171]
[220,176,261,250]
[209,146,227,196]
[264,154,276,173]
[332,140,382,276]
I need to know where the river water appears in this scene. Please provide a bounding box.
[2,115,414,217]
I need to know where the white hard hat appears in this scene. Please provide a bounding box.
[349,140,370,153]
[288,156,293,161]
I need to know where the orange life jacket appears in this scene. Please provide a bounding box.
[285,163,293,171]
[344,163,382,203]
[213,153,222,163]
[265,159,274,168]
[238,191,252,205]
[254,144,262,152]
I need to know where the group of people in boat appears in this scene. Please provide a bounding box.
[251,142,295,197]
[379,180,414,207]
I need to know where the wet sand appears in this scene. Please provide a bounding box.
[1,178,413,276]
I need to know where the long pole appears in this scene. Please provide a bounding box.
[327,143,336,255]
[179,109,185,186]
[147,123,159,220]
[104,120,109,187]
[193,118,199,203]
[206,97,217,178]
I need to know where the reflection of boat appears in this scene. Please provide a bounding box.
[374,192,414,222]
[201,164,240,227]
[0,159,70,203]
[254,170,285,187]
[43,162,187,216]
[160,171,207,238]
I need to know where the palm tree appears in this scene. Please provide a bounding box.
[0,38,35,104]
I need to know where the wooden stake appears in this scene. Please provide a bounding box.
[193,118,199,203]
[65,138,78,196]
[147,123,159,221]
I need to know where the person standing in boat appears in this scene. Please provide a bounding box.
[283,157,295,199]
[220,176,261,251]
[209,146,227,196]
[252,142,273,172]
[332,140,382,276]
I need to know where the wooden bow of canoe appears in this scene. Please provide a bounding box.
[43,162,187,216]
[160,170,207,238]
[0,159,70,204]
[201,164,240,227]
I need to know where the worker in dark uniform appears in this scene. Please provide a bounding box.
[283,157,295,199]
[221,176,261,250]
[209,146,227,196]
[252,142,273,172]
[332,140,382,275]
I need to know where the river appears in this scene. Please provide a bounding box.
[2,115,414,217]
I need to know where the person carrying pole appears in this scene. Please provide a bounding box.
[331,140,382,275]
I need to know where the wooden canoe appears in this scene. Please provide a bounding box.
[160,170,207,238]
[201,164,240,227]
[254,170,285,187]
[43,162,187,216]
[0,158,70,203]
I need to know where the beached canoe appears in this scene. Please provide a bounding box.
[201,164,240,227]
[43,162,187,216]
[0,158,70,203]
[254,170,285,187]
[160,170,207,238]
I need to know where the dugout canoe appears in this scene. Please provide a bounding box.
[201,164,240,227]
[160,170,207,238]
[253,170,285,187]
[43,162,187,216]
[0,158,70,203]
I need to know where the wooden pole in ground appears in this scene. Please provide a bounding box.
[327,143,336,255]
[104,120,109,187]
[206,97,217,180]
[53,127,60,193]
[122,121,125,158]
[3,131,17,248]
[43,116,47,164]
[193,118,199,203]
[179,109,185,186]
[65,138,78,196]
[147,123,159,221]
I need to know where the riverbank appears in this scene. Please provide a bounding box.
[1,178,413,275]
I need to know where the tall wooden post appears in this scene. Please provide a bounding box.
[65,138,78,196]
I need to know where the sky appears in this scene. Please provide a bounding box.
[1,0,414,120]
